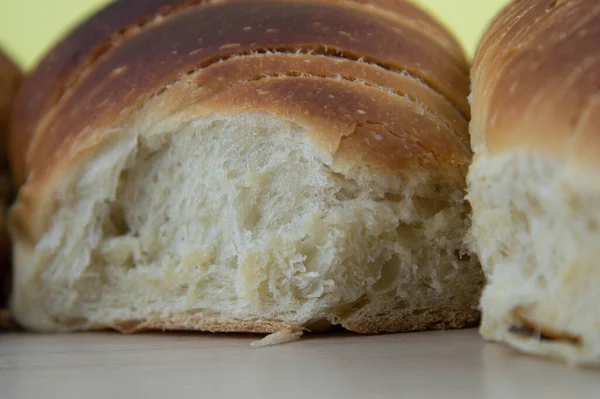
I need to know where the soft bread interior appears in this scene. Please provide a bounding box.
[468,151,600,365]
[12,111,481,333]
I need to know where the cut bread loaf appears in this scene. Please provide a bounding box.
[468,0,600,365]
[8,0,483,335]
[0,49,20,308]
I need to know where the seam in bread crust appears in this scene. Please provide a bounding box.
[204,51,468,123]
[53,0,462,113]
[40,46,466,143]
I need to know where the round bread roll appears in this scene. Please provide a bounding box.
[8,0,483,335]
[468,0,600,364]
[0,49,20,309]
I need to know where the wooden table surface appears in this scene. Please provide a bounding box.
[1,328,598,399]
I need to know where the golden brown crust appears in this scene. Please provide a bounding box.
[10,0,467,189]
[471,0,600,169]
[194,54,470,147]
[11,0,469,189]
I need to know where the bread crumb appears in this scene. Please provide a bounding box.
[250,329,304,348]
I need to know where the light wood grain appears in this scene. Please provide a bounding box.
[1,329,598,399]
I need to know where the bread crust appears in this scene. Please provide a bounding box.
[100,307,480,335]
[105,316,294,334]
[9,0,476,334]
[470,0,600,364]
[10,0,470,188]
[471,0,600,169]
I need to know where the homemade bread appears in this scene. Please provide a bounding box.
[0,49,20,308]
[468,0,600,365]
[9,0,483,335]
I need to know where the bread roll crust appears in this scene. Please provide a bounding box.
[469,0,600,364]
[10,0,481,335]
[11,0,470,189]
[472,0,600,166]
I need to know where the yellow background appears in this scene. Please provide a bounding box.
[0,0,509,70]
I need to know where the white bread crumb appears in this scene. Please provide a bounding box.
[250,329,304,348]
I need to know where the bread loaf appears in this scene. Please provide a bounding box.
[468,0,600,365]
[0,49,20,308]
[9,0,483,335]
